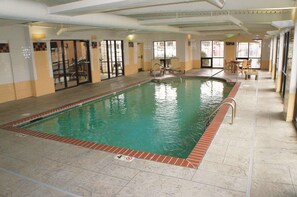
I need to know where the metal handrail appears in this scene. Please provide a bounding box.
[223,97,237,117]
[205,69,224,81]
[205,99,236,127]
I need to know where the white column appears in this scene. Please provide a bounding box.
[277,33,284,74]
[271,36,277,79]
[276,33,284,92]
[269,38,273,72]
[284,22,297,121]
[289,25,297,94]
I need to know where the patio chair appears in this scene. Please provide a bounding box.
[150,59,164,76]
[169,57,185,74]
[240,60,249,74]
[224,59,232,72]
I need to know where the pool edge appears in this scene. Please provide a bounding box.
[0,77,241,169]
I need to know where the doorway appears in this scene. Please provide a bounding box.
[137,43,144,72]
[50,40,91,91]
[100,40,124,80]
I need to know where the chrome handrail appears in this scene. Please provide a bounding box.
[205,98,237,127]
[223,97,237,117]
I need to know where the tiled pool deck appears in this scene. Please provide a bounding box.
[0,69,297,196]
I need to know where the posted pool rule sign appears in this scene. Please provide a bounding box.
[114,154,135,162]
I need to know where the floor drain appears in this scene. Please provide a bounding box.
[21,113,31,116]
[16,133,28,138]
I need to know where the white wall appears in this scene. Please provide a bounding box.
[0,25,34,84]
[0,46,14,84]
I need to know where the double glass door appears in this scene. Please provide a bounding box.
[100,40,124,80]
[50,40,91,91]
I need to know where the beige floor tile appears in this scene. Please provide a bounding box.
[254,148,297,167]
[290,166,297,186]
[0,171,40,197]
[203,152,225,163]
[101,164,140,181]
[19,158,82,188]
[251,180,296,197]
[67,149,115,172]
[64,169,128,197]
[192,169,247,192]
[198,161,248,178]
[253,163,292,185]
[117,171,245,197]
[0,154,32,173]
[160,164,196,180]
[26,186,73,197]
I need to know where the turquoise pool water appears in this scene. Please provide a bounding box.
[21,78,234,158]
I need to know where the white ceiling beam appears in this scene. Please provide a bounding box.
[48,0,126,14]
[271,20,294,29]
[207,0,225,9]
[140,15,242,26]
[181,25,241,31]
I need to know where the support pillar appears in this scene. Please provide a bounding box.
[32,42,55,96]
[90,40,101,83]
[268,39,273,72]
[284,23,297,121]
[271,36,277,80]
[276,32,284,92]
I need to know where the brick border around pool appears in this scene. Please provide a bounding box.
[1,77,240,169]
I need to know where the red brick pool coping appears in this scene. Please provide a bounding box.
[1,77,240,169]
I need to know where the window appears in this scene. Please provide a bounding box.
[201,41,224,68]
[236,40,262,69]
[153,41,176,67]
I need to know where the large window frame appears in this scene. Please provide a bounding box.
[236,40,262,69]
[201,40,224,68]
[100,40,124,80]
[50,40,91,91]
[153,40,176,67]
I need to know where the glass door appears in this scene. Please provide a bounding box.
[51,41,77,90]
[75,41,91,84]
[100,40,124,80]
[50,40,91,91]
[64,40,77,88]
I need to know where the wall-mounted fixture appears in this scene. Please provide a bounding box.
[127,34,135,41]
[22,46,32,59]
[32,33,46,41]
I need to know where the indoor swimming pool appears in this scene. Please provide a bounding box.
[18,77,234,159]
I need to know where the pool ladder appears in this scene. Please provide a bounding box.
[205,97,237,127]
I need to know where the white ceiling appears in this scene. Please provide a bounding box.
[0,0,296,37]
